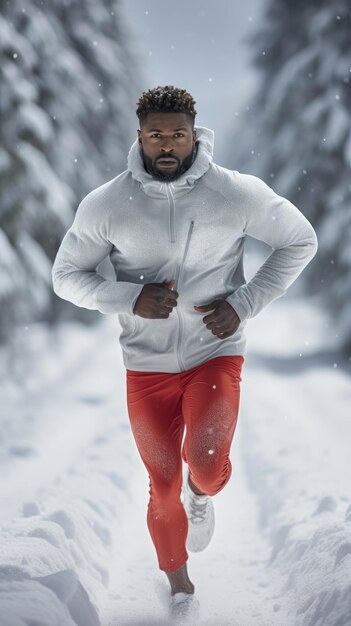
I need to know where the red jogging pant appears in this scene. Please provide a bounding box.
[126,355,244,573]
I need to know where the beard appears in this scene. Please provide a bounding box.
[140,144,197,182]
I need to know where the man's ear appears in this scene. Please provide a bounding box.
[137,129,142,145]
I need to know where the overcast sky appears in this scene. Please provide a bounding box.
[121,0,267,163]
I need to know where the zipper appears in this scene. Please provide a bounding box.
[163,182,194,370]
[172,219,194,292]
[172,219,194,371]
[165,183,176,242]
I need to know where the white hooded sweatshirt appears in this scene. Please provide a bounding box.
[51,126,318,372]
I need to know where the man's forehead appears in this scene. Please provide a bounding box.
[142,112,192,131]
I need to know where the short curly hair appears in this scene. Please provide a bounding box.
[136,85,197,127]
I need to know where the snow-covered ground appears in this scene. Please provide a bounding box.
[0,293,350,626]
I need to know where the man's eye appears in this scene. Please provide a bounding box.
[150,134,160,138]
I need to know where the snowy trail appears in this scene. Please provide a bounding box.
[0,297,350,625]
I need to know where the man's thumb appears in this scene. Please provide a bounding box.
[164,279,176,289]
[194,301,216,310]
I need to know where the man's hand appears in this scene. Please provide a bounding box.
[194,300,240,339]
[133,279,179,319]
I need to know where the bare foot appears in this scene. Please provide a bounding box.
[165,563,195,596]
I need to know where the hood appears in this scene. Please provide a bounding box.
[127,125,215,198]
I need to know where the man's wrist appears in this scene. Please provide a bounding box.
[225,295,249,323]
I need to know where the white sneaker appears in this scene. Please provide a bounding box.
[169,591,200,624]
[182,468,215,552]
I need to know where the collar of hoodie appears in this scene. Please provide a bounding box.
[127,125,215,199]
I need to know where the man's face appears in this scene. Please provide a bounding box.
[137,112,197,182]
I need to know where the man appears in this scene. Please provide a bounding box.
[52,85,318,620]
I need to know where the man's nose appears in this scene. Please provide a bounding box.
[160,141,174,152]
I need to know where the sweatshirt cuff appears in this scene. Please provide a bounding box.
[225,293,251,323]
[93,281,144,316]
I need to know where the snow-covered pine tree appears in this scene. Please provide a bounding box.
[0,0,143,342]
[227,0,351,354]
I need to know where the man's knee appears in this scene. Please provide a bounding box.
[188,457,232,496]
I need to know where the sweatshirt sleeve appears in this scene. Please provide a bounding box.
[225,173,318,322]
[51,194,144,316]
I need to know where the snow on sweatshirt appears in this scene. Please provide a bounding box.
[51,126,318,372]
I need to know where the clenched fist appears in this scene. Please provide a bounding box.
[194,299,241,339]
[133,279,179,319]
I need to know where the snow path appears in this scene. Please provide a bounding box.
[0,296,350,625]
